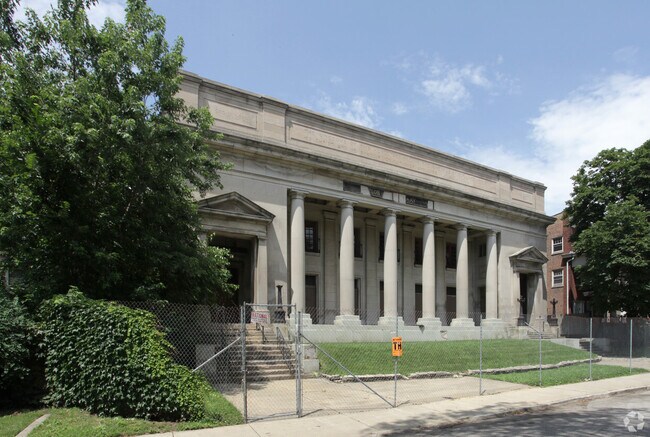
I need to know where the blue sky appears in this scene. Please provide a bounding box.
[17,1,650,214]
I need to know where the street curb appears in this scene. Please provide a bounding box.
[410,385,650,433]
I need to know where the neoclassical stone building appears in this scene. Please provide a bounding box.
[180,71,554,335]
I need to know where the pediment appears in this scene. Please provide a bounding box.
[509,246,548,264]
[197,192,274,223]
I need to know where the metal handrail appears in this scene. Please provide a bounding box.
[276,326,294,374]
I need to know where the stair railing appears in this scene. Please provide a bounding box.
[276,326,294,374]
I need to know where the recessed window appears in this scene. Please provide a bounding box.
[379,232,385,261]
[552,269,564,287]
[354,228,363,258]
[552,237,563,254]
[478,243,487,258]
[414,237,423,265]
[446,243,457,269]
[305,221,319,253]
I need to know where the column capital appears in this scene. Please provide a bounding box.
[421,215,438,225]
[338,199,357,209]
[453,223,468,231]
[486,229,498,237]
[289,189,308,200]
[382,207,398,217]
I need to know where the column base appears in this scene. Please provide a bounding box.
[450,317,475,328]
[481,318,508,329]
[416,317,442,329]
[288,312,313,326]
[378,316,405,329]
[334,314,362,326]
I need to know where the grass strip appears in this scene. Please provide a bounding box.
[482,364,647,387]
[0,390,242,437]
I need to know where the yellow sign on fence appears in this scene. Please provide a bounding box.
[392,336,403,357]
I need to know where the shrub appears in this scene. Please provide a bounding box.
[0,292,45,407]
[41,290,209,421]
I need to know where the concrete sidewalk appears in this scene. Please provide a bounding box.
[142,373,650,437]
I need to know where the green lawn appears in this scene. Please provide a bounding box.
[483,364,647,387]
[0,391,242,437]
[316,340,592,376]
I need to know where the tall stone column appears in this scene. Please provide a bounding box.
[417,216,441,329]
[289,190,311,323]
[435,229,447,324]
[255,237,268,305]
[482,230,506,329]
[379,209,402,327]
[401,223,414,324]
[485,230,498,319]
[335,200,361,325]
[451,224,474,327]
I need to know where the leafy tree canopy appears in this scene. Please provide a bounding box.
[0,0,234,308]
[566,141,650,316]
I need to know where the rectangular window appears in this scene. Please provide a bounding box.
[414,237,423,265]
[379,232,385,261]
[478,243,487,258]
[305,221,319,253]
[552,236,563,254]
[552,269,564,287]
[354,228,363,258]
[379,281,384,317]
[446,243,457,269]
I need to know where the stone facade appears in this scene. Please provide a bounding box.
[179,71,555,335]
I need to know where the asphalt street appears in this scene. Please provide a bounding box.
[397,389,650,436]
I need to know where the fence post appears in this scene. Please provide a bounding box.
[296,311,303,417]
[538,328,542,387]
[393,313,398,407]
[478,319,483,396]
[629,318,633,373]
[589,317,593,380]
[241,304,247,423]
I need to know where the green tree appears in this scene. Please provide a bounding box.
[567,141,650,316]
[0,0,234,307]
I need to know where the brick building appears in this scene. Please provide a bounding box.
[546,212,588,319]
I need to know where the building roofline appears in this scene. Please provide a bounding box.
[180,70,548,192]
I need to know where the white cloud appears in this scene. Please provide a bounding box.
[315,94,380,129]
[411,56,515,113]
[391,102,408,115]
[16,0,126,27]
[462,74,650,214]
[329,75,343,84]
[421,62,489,112]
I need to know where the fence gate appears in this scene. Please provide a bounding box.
[242,303,298,422]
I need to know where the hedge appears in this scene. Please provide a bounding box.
[0,292,45,407]
[40,290,210,421]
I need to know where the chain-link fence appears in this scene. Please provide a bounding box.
[117,302,648,423]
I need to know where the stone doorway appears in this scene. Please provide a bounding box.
[210,236,253,319]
